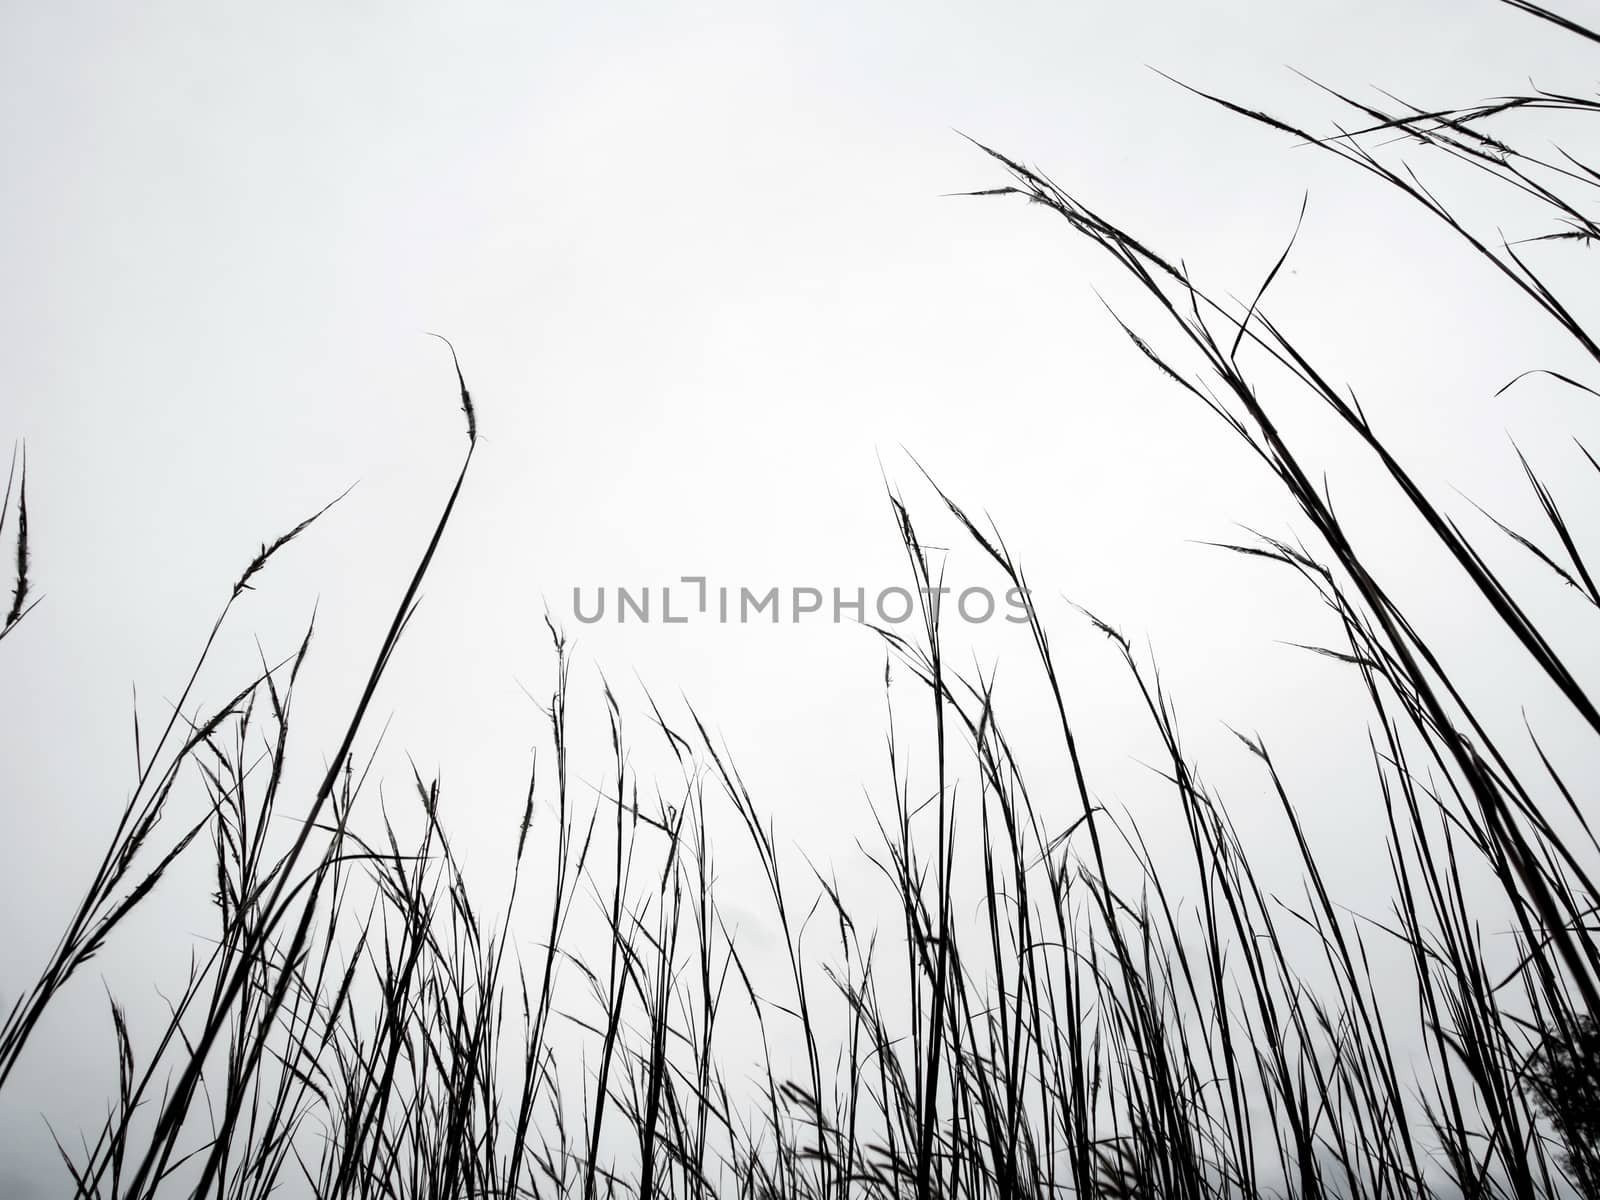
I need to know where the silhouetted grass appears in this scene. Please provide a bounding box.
[5,1,1600,1196]
[1,441,35,641]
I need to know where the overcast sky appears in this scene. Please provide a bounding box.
[3,2,1599,1194]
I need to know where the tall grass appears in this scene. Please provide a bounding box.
[5,1,1600,1195]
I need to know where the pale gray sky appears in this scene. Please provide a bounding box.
[3,2,1598,1194]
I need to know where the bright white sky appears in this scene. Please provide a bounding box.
[3,2,1599,1194]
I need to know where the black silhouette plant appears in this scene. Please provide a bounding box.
[1528,1013,1600,1197]
[1,441,34,642]
[3,2,1600,1197]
